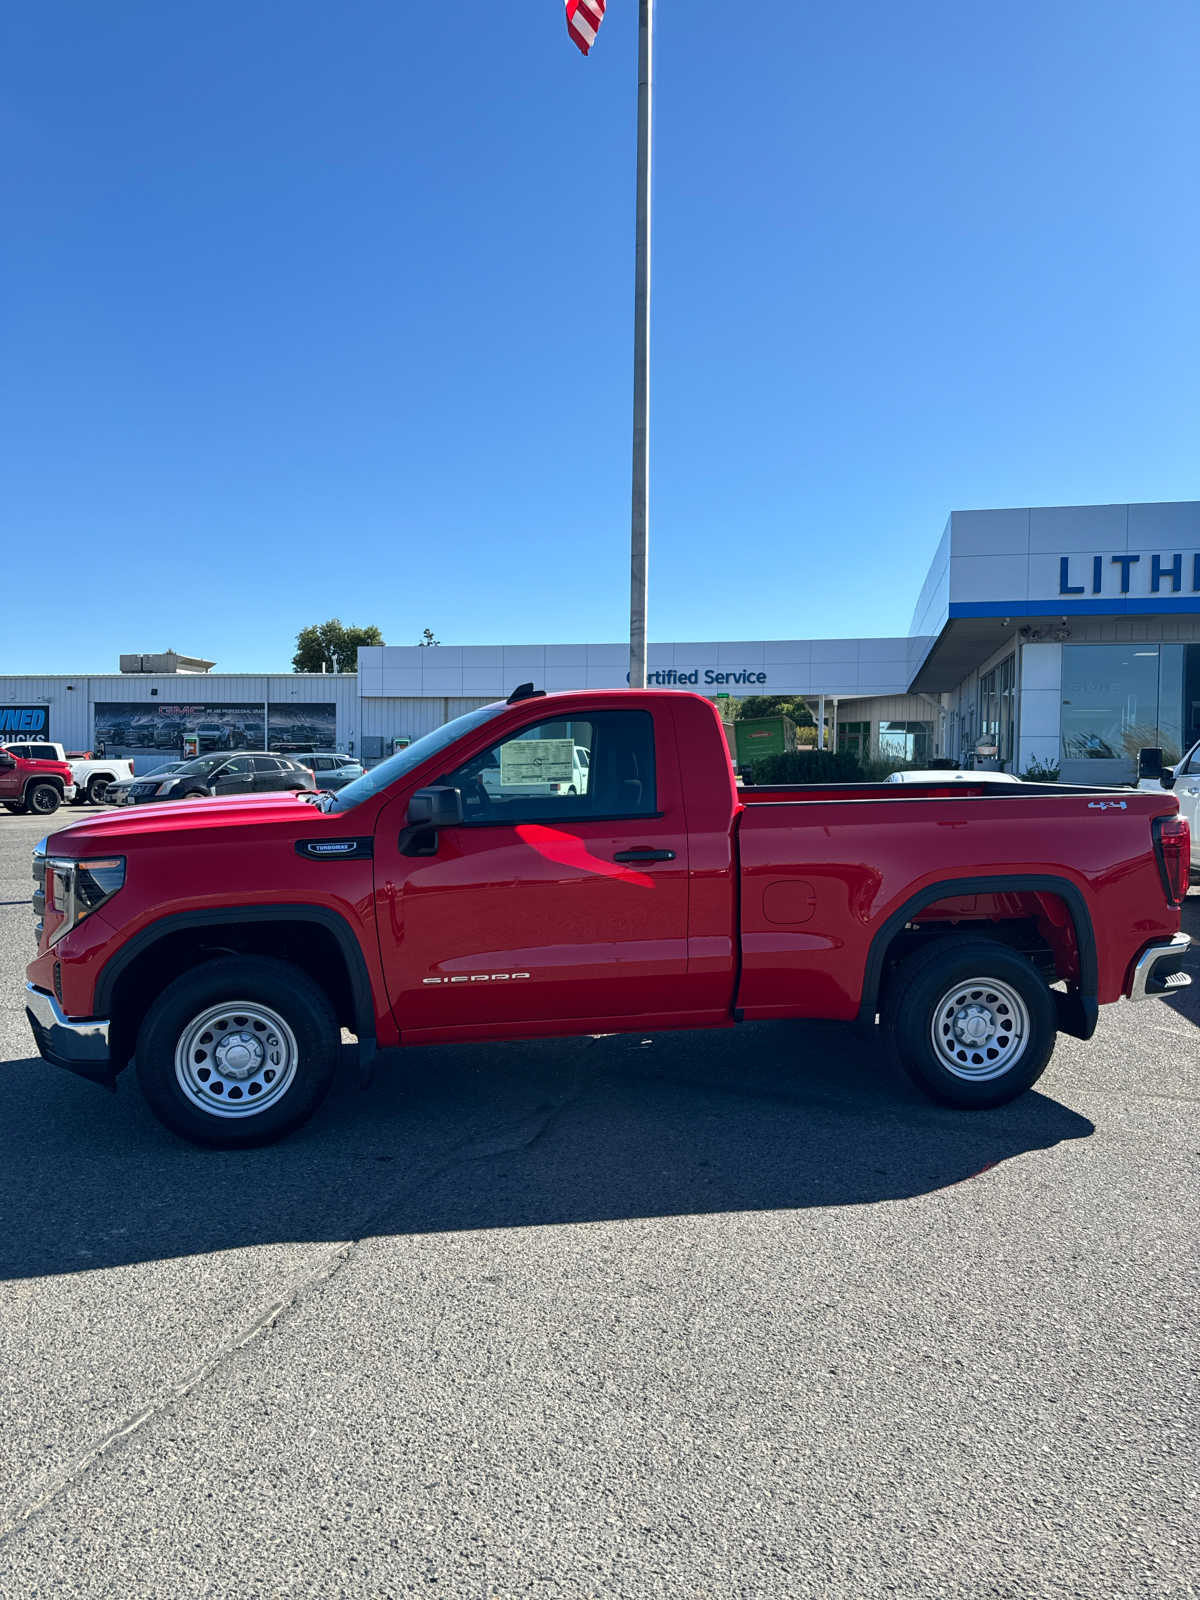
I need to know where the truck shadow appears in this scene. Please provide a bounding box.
[0,1018,1093,1283]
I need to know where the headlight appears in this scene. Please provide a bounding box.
[45,856,125,945]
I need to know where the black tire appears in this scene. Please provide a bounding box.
[3,804,22,814]
[86,775,111,804]
[26,783,61,816]
[885,936,1057,1109]
[135,955,339,1148]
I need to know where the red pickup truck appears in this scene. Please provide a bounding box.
[1,746,77,815]
[23,687,1191,1147]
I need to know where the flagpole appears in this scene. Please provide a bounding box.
[628,0,652,690]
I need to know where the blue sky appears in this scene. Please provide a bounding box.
[3,1,1198,673]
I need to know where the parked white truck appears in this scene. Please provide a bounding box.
[0,741,135,804]
[1138,742,1200,880]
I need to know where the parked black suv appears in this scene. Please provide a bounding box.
[116,752,316,804]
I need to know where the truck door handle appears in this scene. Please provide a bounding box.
[613,848,675,862]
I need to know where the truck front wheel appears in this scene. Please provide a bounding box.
[885,937,1057,1109]
[135,956,339,1147]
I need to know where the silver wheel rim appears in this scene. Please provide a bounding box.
[929,975,1030,1081]
[174,1000,299,1118]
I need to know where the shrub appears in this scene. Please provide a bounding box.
[1020,756,1061,783]
[745,749,864,785]
[859,755,920,782]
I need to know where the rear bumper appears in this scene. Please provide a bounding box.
[1127,933,1192,1002]
[24,982,114,1087]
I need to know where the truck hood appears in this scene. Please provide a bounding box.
[43,791,319,849]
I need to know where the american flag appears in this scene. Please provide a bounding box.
[566,0,606,55]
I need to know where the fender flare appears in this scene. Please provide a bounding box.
[95,904,377,1051]
[22,777,64,802]
[858,873,1099,1040]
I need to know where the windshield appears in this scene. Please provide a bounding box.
[329,703,507,813]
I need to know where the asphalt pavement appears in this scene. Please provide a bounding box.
[0,807,1196,1598]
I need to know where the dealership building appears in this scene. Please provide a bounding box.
[3,499,1200,784]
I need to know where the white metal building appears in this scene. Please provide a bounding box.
[3,499,1199,783]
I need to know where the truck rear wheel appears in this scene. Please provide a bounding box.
[885,937,1057,1108]
[86,775,112,803]
[135,956,339,1147]
[26,783,61,816]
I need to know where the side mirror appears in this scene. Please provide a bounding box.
[1137,747,1166,784]
[406,786,464,830]
[0,752,13,770]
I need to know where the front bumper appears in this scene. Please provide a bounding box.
[24,982,114,1088]
[1127,933,1192,1002]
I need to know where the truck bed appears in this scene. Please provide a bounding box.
[733,781,1180,1023]
[739,778,1106,804]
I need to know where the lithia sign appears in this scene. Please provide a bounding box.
[1059,552,1200,596]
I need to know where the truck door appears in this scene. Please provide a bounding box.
[0,750,23,804]
[373,707,695,1038]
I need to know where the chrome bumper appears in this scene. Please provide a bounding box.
[1127,933,1192,1002]
[24,982,114,1086]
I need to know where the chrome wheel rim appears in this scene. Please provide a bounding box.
[929,976,1030,1081]
[174,1000,299,1118]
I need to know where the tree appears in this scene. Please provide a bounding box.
[733,694,815,726]
[292,619,384,674]
[418,628,440,647]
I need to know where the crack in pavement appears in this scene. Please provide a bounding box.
[0,1082,590,1545]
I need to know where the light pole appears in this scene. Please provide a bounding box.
[628,0,652,689]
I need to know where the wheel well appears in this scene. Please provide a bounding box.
[865,883,1095,1032]
[107,919,358,1071]
[883,914,1060,987]
[25,777,64,794]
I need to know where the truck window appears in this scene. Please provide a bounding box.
[439,711,656,824]
[5,744,58,762]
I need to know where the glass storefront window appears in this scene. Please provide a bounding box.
[878,720,933,763]
[978,655,1016,764]
[1060,643,1186,774]
[838,720,870,758]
